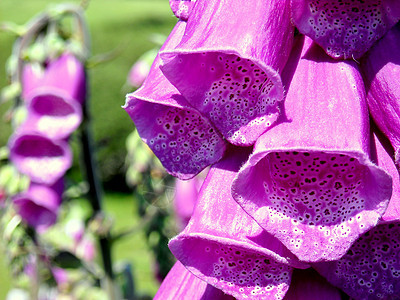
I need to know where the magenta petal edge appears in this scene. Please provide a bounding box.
[124,21,227,180]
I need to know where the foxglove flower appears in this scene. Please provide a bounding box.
[22,93,82,140]
[154,261,235,300]
[124,21,227,179]
[160,0,293,146]
[13,180,63,231]
[284,268,342,300]
[8,130,72,185]
[22,53,85,139]
[232,36,392,263]
[291,0,400,59]
[361,22,400,172]
[169,148,308,300]
[169,0,195,21]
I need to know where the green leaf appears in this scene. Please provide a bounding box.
[53,251,83,269]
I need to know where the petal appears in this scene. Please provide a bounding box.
[374,133,400,223]
[160,0,293,146]
[8,130,72,185]
[24,90,82,139]
[314,222,400,300]
[42,53,86,104]
[169,0,195,21]
[169,148,308,300]
[291,0,400,59]
[154,261,234,300]
[361,23,400,172]
[21,63,45,100]
[13,180,63,231]
[124,21,227,179]
[284,268,342,300]
[232,36,392,263]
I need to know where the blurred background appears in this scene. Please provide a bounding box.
[0,0,178,298]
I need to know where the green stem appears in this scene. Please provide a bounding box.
[26,228,40,300]
[80,99,116,299]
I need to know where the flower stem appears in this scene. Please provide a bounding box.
[80,99,116,299]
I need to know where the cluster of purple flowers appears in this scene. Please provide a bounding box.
[124,0,400,299]
[8,53,86,232]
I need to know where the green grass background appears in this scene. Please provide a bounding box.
[0,0,177,298]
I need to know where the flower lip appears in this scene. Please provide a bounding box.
[291,0,400,59]
[31,93,75,116]
[233,147,392,263]
[14,200,57,230]
[170,232,307,269]
[8,130,72,185]
[160,50,284,146]
[24,88,82,139]
[170,235,294,300]
[13,180,63,231]
[124,21,227,180]
[313,222,400,300]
